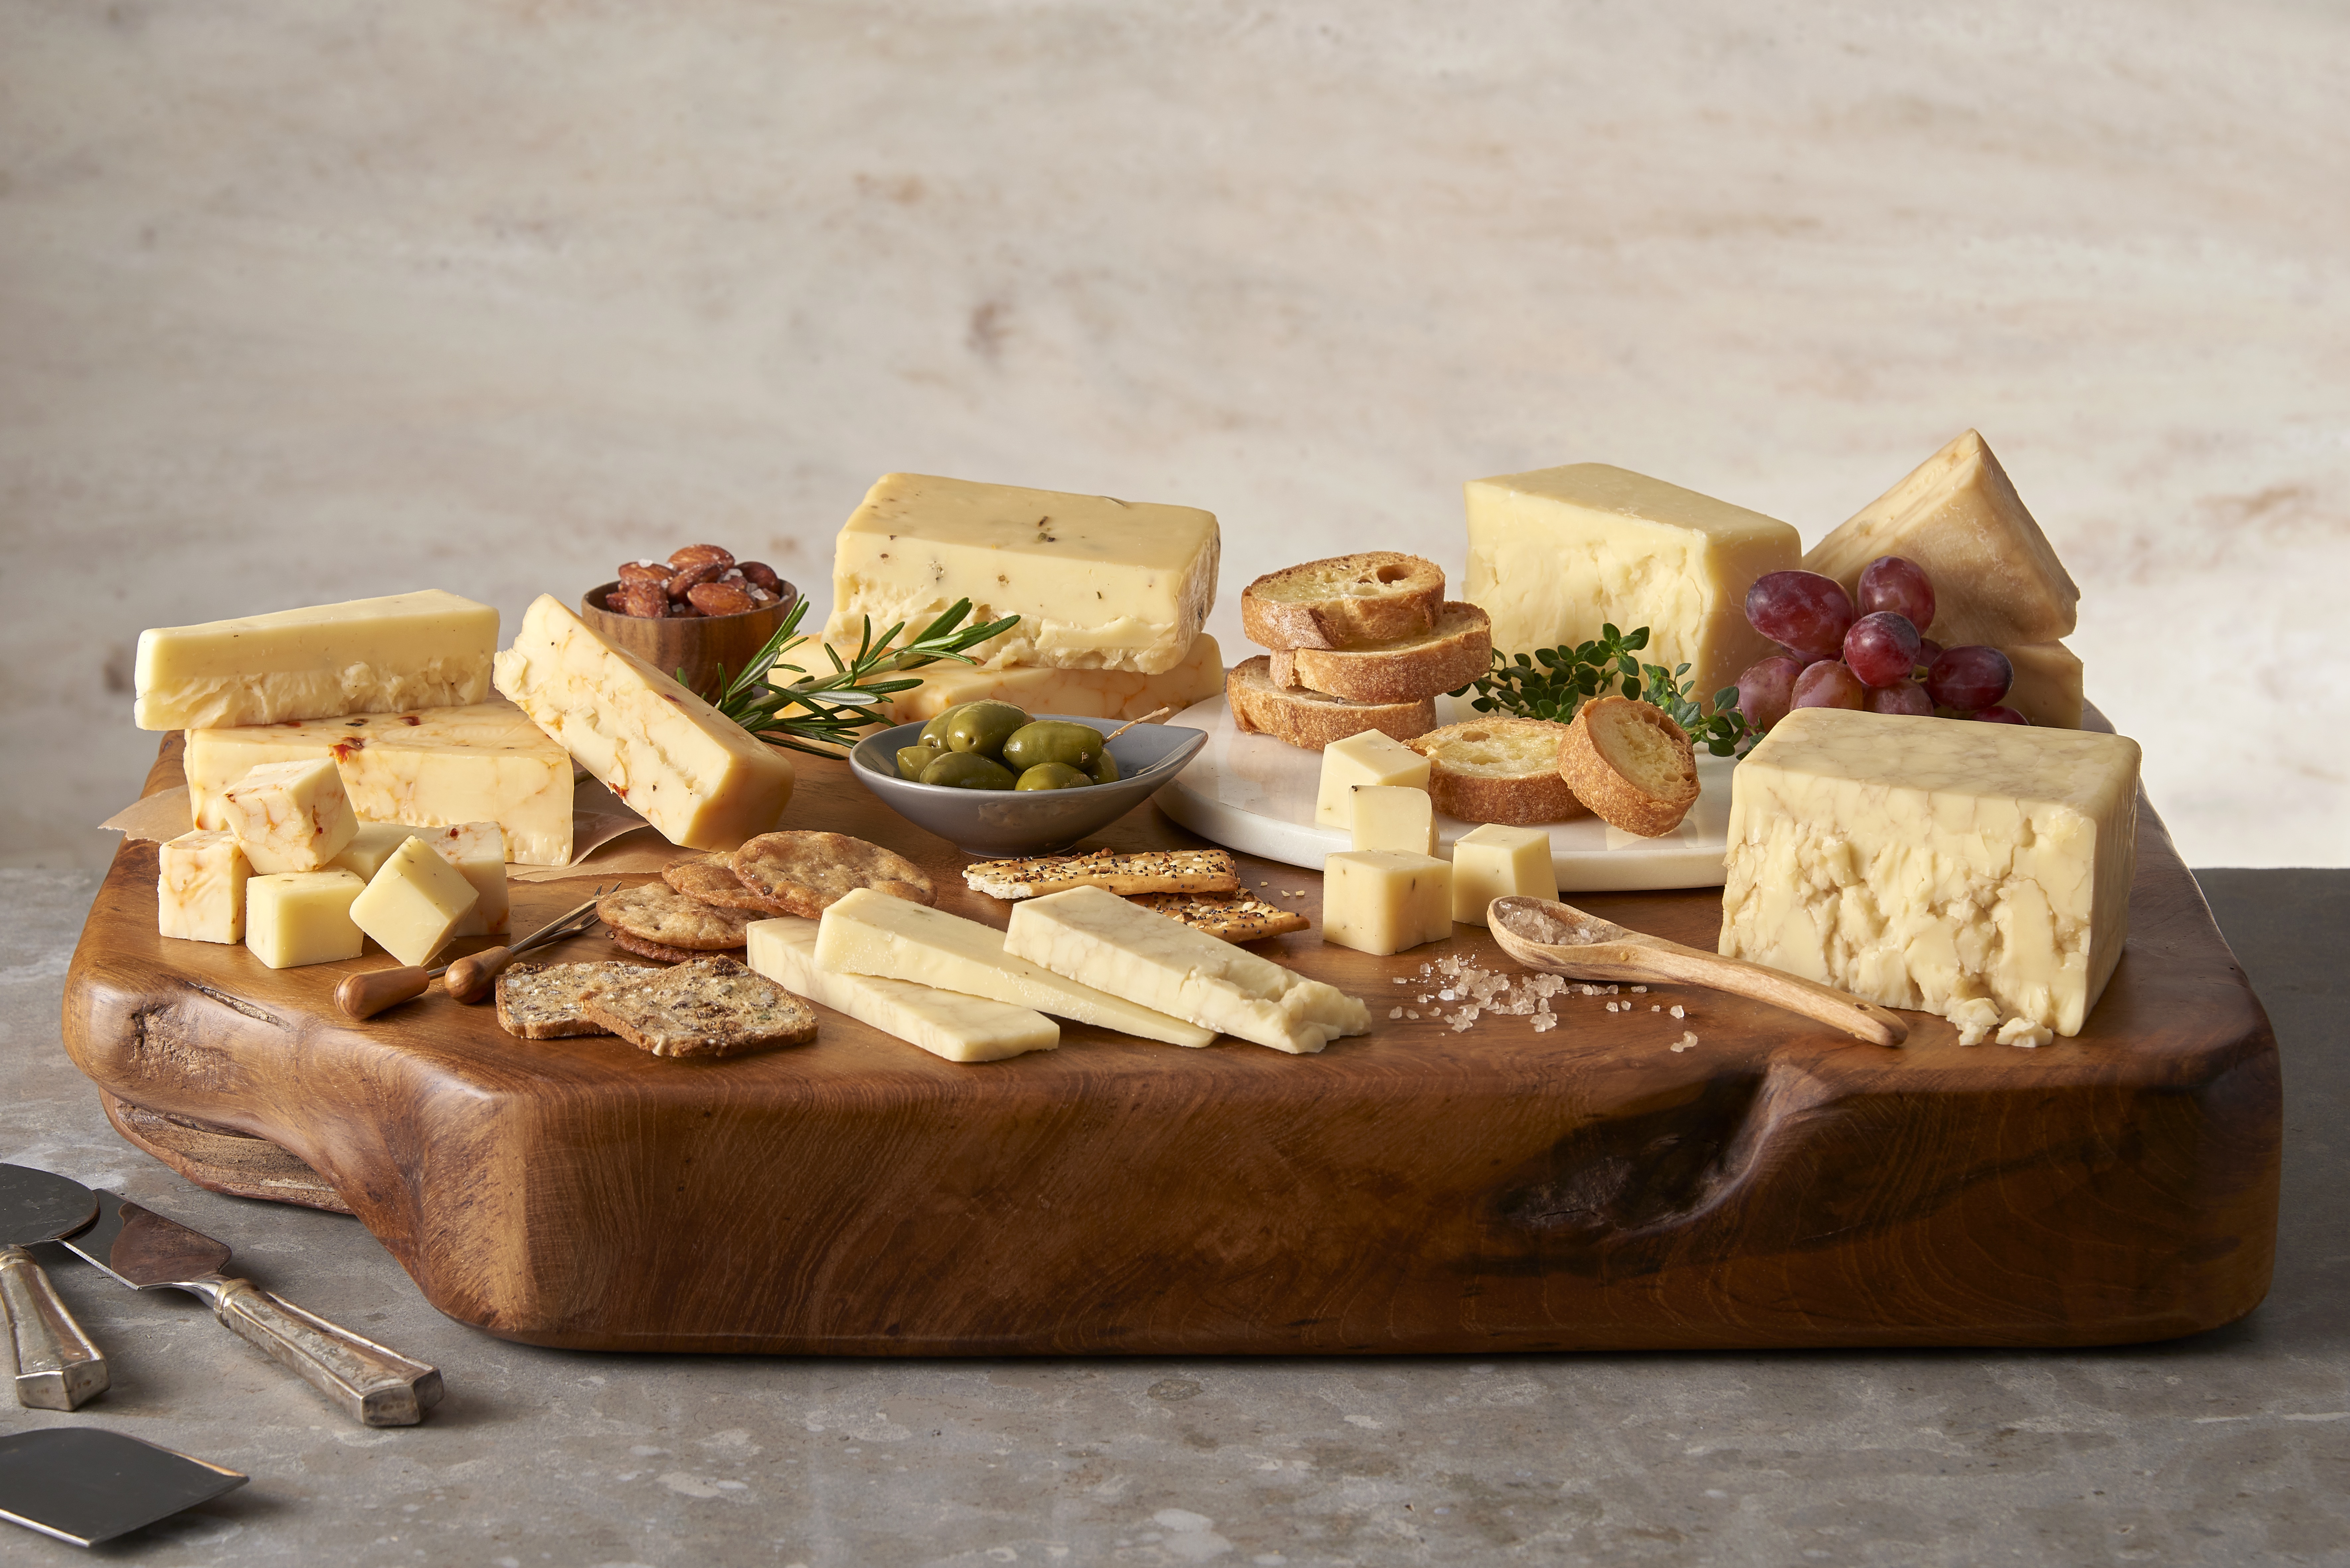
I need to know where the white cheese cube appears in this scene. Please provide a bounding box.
[746,918,1057,1063]
[1348,785,1436,854]
[1450,823,1558,925]
[157,830,249,945]
[349,836,479,967]
[1004,885,1369,1055]
[1315,730,1432,830]
[1322,851,1453,957]
[244,870,367,969]
[331,822,423,882]
[872,634,1226,723]
[412,823,509,936]
[1719,707,2139,1036]
[218,758,360,874]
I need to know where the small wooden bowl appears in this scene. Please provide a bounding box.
[580,580,799,702]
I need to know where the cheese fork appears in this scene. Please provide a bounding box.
[335,886,612,1020]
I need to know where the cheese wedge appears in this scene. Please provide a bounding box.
[157,830,249,945]
[1999,641,2084,730]
[493,595,794,851]
[746,918,1057,1063]
[870,634,1226,724]
[815,887,1214,1047]
[1004,885,1370,1054]
[218,758,359,874]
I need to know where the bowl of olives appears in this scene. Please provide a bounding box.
[847,702,1209,857]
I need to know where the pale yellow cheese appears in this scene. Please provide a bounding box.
[1450,822,1558,925]
[1348,785,1436,854]
[869,634,1226,724]
[157,830,248,945]
[1718,707,2138,1035]
[186,700,573,865]
[1314,730,1432,830]
[746,917,1057,1063]
[411,822,509,937]
[824,473,1221,674]
[813,887,1213,1047]
[492,595,794,852]
[1462,464,1797,703]
[349,836,478,967]
[244,870,366,969]
[1322,851,1452,957]
[135,590,498,731]
[1999,641,2084,730]
[218,759,359,874]
[331,823,422,882]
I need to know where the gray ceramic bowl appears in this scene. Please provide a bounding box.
[849,714,1209,857]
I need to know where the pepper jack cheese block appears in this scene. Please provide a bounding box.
[493,595,794,851]
[244,870,366,969]
[1005,885,1370,1054]
[823,473,1221,675]
[1718,708,2139,1036]
[135,590,497,730]
[349,835,479,968]
[1314,730,1432,830]
[1348,785,1436,855]
[186,700,573,865]
[416,822,509,937]
[218,758,360,874]
[868,634,1226,724]
[1449,822,1558,925]
[1463,464,1797,705]
[746,918,1057,1063]
[1322,851,1452,957]
[157,830,249,944]
[814,887,1214,1047]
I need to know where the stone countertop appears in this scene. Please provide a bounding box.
[0,868,2342,1567]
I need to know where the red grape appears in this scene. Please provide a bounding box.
[1915,637,1943,678]
[1791,660,1867,711]
[1857,555,1936,630]
[1746,571,1854,660]
[1972,705,2029,725]
[1866,681,1933,717]
[1843,612,1923,688]
[1735,654,1806,733]
[1925,645,2014,711]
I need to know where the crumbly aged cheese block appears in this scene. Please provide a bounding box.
[157,830,249,944]
[1322,851,1452,956]
[1005,885,1370,1054]
[866,635,1225,724]
[135,590,498,731]
[824,473,1221,674]
[244,870,366,968]
[746,918,1057,1063]
[186,700,573,865]
[1349,784,1436,854]
[1450,823,1557,925]
[1999,642,2084,730]
[1802,430,2079,648]
[349,835,479,967]
[814,887,1214,1046]
[218,758,359,874]
[1463,464,1797,703]
[1718,707,2139,1035]
[493,595,794,851]
[331,822,421,882]
[415,822,509,937]
[1314,730,1432,830]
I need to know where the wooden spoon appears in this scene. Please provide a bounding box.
[1487,896,1907,1047]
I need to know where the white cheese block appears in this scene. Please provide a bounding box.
[349,835,478,968]
[1462,464,1798,704]
[1004,885,1370,1055]
[186,700,573,865]
[746,918,1057,1063]
[1322,851,1452,957]
[218,758,360,874]
[1348,785,1436,854]
[1449,822,1558,925]
[135,590,497,731]
[244,870,366,969]
[157,830,249,945]
[823,473,1221,675]
[414,822,509,937]
[492,595,795,851]
[814,887,1214,1047]
[1718,707,2139,1036]
[1314,730,1432,830]
[870,634,1226,724]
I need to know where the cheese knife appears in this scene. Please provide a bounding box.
[58,1189,443,1427]
[0,1164,108,1411]
[335,885,611,1020]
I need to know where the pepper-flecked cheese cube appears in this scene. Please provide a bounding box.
[746,918,1058,1064]
[414,822,509,937]
[1322,851,1453,957]
[1349,785,1436,855]
[244,870,367,969]
[219,758,360,874]
[1315,730,1432,830]
[157,830,249,944]
[1449,823,1558,925]
[350,836,479,967]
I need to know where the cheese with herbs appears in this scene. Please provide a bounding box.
[135,590,497,730]
[746,918,1057,1063]
[872,634,1225,723]
[157,830,249,945]
[1322,850,1452,956]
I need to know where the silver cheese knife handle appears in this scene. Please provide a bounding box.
[0,1243,109,1411]
[202,1277,443,1427]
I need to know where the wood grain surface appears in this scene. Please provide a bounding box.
[59,733,2281,1354]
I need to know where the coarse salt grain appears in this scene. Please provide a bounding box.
[1669,1005,1685,1020]
[1389,1007,1403,1020]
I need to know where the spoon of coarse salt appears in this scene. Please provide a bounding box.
[1486,896,1907,1047]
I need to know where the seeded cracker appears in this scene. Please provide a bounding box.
[967,848,1240,900]
[662,854,793,916]
[609,928,737,964]
[1125,892,1310,942]
[495,960,658,1040]
[731,831,934,917]
[598,881,754,951]
[580,956,819,1059]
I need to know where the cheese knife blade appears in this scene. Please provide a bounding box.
[0,1163,108,1411]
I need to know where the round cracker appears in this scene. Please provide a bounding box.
[662,855,793,915]
[609,928,740,964]
[597,881,754,951]
[730,831,934,918]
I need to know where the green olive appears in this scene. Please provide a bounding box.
[1014,762,1092,791]
[1086,749,1120,785]
[917,706,966,749]
[895,744,942,781]
[1001,720,1106,775]
[918,751,1017,790]
[943,700,1029,758]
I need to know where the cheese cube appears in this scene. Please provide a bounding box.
[413,823,509,937]
[746,918,1057,1063]
[492,595,795,851]
[823,473,1221,675]
[1450,823,1558,925]
[244,870,367,969]
[135,590,497,730]
[218,758,360,873]
[873,634,1226,723]
[1005,885,1370,1055]
[1718,707,2139,1035]
[814,887,1213,1046]
[331,822,422,882]
[349,836,479,967]
[1349,785,1436,854]
[1315,730,1432,830]
[186,700,574,865]
[157,830,249,944]
[1322,851,1453,957]
[1463,464,1797,704]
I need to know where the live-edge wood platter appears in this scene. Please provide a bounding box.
[59,733,2280,1355]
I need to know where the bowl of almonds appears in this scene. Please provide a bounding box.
[581,544,798,702]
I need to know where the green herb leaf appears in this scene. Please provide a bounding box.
[703,598,1021,758]
[1448,626,1760,757]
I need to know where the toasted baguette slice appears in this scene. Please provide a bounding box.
[1240,553,1446,650]
[1226,657,1434,750]
[1555,697,1698,837]
[967,848,1239,901]
[1408,718,1586,826]
[1269,602,1491,704]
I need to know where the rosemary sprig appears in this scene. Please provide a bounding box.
[1450,622,1756,757]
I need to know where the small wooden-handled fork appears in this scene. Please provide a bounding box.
[334,887,612,1021]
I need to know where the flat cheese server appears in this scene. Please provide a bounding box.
[0,1163,108,1411]
[59,1190,442,1427]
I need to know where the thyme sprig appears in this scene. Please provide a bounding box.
[1450,623,1757,757]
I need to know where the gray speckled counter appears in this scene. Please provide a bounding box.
[1,868,2342,1566]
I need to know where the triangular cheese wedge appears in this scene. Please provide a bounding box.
[1803,431,2078,647]
[1999,641,2083,730]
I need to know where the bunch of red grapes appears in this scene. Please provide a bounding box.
[1737,557,2022,734]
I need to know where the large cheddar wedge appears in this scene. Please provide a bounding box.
[135,590,497,730]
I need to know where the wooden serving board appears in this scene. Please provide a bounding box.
[60,734,2280,1354]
